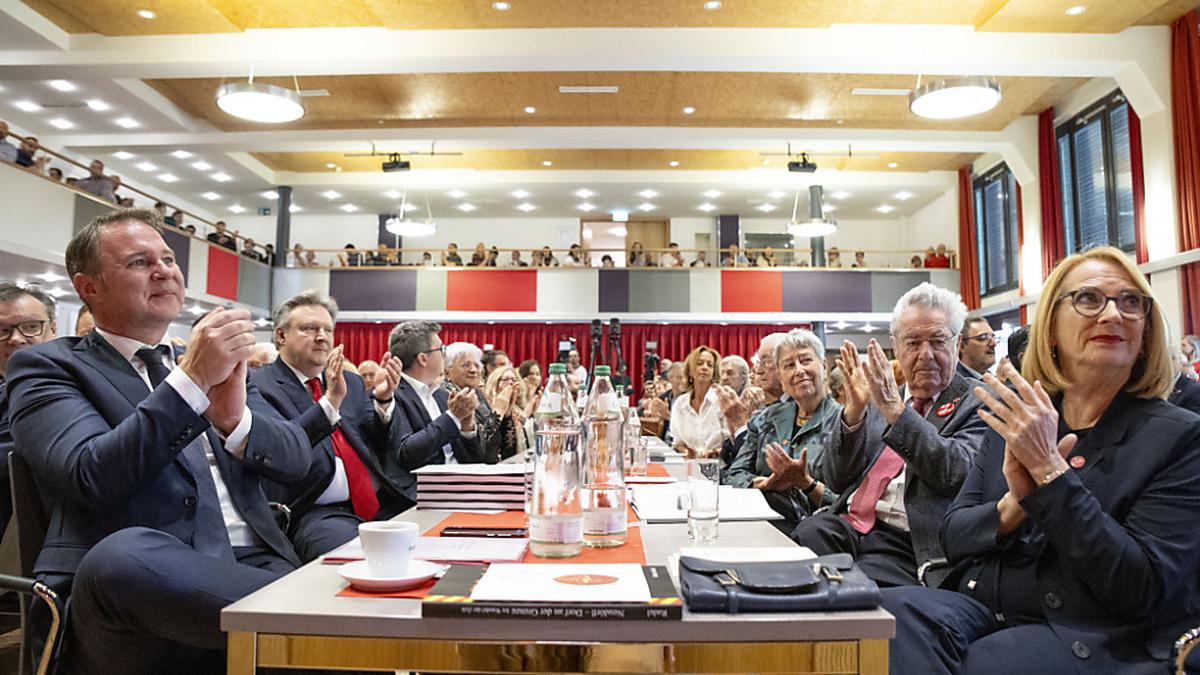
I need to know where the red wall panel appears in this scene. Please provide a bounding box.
[720,270,782,312]
[446,270,537,311]
[206,248,239,301]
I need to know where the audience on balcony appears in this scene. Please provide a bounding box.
[442,243,463,266]
[660,242,685,268]
[827,246,843,268]
[564,244,587,267]
[721,244,750,267]
[507,250,528,267]
[851,251,867,268]
[690,250,712,267]
[628,241,648,267]
[0,120,15,164]
[756,247,778,267]
[74,159,118,202]
[923,244,952,268]
[207,221,237,251]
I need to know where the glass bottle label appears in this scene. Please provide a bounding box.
[582,508,626,534]
[530,515,583,543]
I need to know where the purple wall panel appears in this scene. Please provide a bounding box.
[329,269,417,311]
[598,269,629,312]
[162,229,190,284]
[781,271,872,313]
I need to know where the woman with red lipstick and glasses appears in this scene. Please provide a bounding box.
[883,246,1200,674]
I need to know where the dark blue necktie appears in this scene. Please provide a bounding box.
[135,347,236,561]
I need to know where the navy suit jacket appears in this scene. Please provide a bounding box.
[942,395,1200,665]
[5,333,312,590]
[383,377,491,501]
[251,358,414,518]
[1168,373,1200,416]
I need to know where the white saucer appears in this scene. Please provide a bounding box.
[338,559,444,593]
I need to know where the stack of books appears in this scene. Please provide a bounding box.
[413,464,527,510]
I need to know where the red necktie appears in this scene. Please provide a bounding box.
[307,378,380,520]
[842,397,931,534]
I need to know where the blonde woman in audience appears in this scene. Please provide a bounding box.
[628,241,648,267]
[485,365,533,459]
[670,346,727,458]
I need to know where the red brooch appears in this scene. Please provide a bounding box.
[1070,456,1086,469]
[936,402,956,417]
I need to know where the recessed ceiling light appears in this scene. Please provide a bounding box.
[135,161,158,171]
[171,150,193,159]
[577,202,596,212]
[448,190,467,199]
[340,203,359,213]
[229,205,246,214]
[457,203,477,212]
[190,161,212,171]
[637,203,656,212]
[48,118,74,130]
[703,189,722,198]
[114,117,140,129]
[887,162,899,169]
[831,190,851,200]
[289,204,302,213]
[682,106,696,115]
[211,172,232,182]
[384,190,402,199]
[201,192,221,201]
[401,203,420,212]
[524,106,536,114]
[326,162,337,169]
[768,190,786,199]
[322,190,341,200]
[876,204,895,214]
[262,190,278,200]
[638,189,658,199]
[112,151,135,160]
[517,203,537,212]
[48,80,76,92]
[756,203,777,212]
[698,203,717,212]
[823,205,837,212]
[542,160,553,166]
[575,188,595,198]
[511,189,530,198]
[862,323,876,333]
[137,9,156,19]
[492,1,510,9]
[669,160,680,167]
[1065,5,1086,16]
[85,99,110,111]
[13,101,41,112]
[158,173,178,183]
[894,191,913,200]
[704,0,722,8]
[558,86,619,94]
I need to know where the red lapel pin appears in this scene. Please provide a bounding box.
[936,402,955,417]
[1070,456,1086,469]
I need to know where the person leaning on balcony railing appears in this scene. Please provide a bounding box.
[628,241,648,267]
[0,120,17,164]
[564,244,586,267]
[442,243,463,267]
[721,244,749,267]
[74,159,118,203]
[208,221,237,251]
[660,243,685,268]
[690,250,712,267]
[15,135,49,175]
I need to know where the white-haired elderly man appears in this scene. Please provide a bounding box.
[442,341,507,462]
[791,282,988,588]
[720,354,751,395]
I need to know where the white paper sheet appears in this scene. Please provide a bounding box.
[630,484,783,522]
[469,563,651,603]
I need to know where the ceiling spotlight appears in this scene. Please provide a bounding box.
[86,99,111,111]
[114,117,140,128]
[768,190,786,199]
[704,0,722,8]
[289,204,302,213]
[262,190,279,200]
[384,190,402,199]
[158,173,178,183]
[823,205,837,212]
[524,106,536,114]
[112,151,135,160]
[887,162,899,169]
[575,189,595,198]
[13,101,41,112]
[577,202,596,212]
[401,203,420,212]
[517,203,537,212]
[832,191,851,200]
[135,162,158,171]
[894,191,913,200]
[756,203,777,213]
[909,75,1002,120]
[201,192,221,201]
[448,190,467,199]
[322,190,341,200]
[542,160,553,166]
[876,204,895,214]
[669,160,680,167]
[492,1,511,9]
[48,118,74,130]
[1065,5,1086,15]
[682,106,696,115]
[697,203,717,212]
[211,172,232,182]
[833,321,850,330]
[229,204,246,214]
[215,82,304,123]
[638,189,658,199]
[340,203,359,213]
[48,80,76,92]
[171,150,193,159]
[637,203,656,212]
[137,9,156,19]
[326,162,337,169]
[457,203,477,212]
[703,189,722,198]
[191,161,212,171]
[511,189,530,199]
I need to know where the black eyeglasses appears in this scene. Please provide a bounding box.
[963,332,997,344]
[1057,287,1152,320]
[0,320,47,341]
[422,346,446,357]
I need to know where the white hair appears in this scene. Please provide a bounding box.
[444,341,483,369]
[720,355,751,392]
[758,331,789,363]
[890,282,967,337]
[775,328,825,363]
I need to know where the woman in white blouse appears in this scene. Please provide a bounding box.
[670,346,728,457]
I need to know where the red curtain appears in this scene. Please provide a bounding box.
[336,321,794,399]
[1173,10,1200,333]
[1037,107,1066,279]
[1129,106,1149,265]
[957,166,981,310]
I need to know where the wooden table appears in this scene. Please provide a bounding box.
[223,482,894,673]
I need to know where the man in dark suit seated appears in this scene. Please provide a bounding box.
[383,320,493,502]
[253,291,413,562]
[1169,347,1200,415]
[792,283,987,588]
[6,208,311,674]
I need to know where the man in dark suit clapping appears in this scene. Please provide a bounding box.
[6,208,311,674]
[383,320,493,501]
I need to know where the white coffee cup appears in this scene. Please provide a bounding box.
[358,521,419,577]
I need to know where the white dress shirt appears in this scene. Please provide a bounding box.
[95,328,255,546]
[401,372,474,464]
[669,387,728,454]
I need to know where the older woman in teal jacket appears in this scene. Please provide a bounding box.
[724,329,841,530]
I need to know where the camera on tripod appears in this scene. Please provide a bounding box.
[643,340,661,381]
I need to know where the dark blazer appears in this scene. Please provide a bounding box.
[0,382,13,537]
[941,395,1200,666]
[383,377,492,500]
[814,373,987,588]
[1168,373,1200,416]
[251,358,414,519]
[5,333,311,589]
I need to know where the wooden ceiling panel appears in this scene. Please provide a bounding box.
[21,0,1191,35]
[146,71,1087,133]
[253,149,979,173]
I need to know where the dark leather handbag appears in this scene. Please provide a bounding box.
[679,553,881,613]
